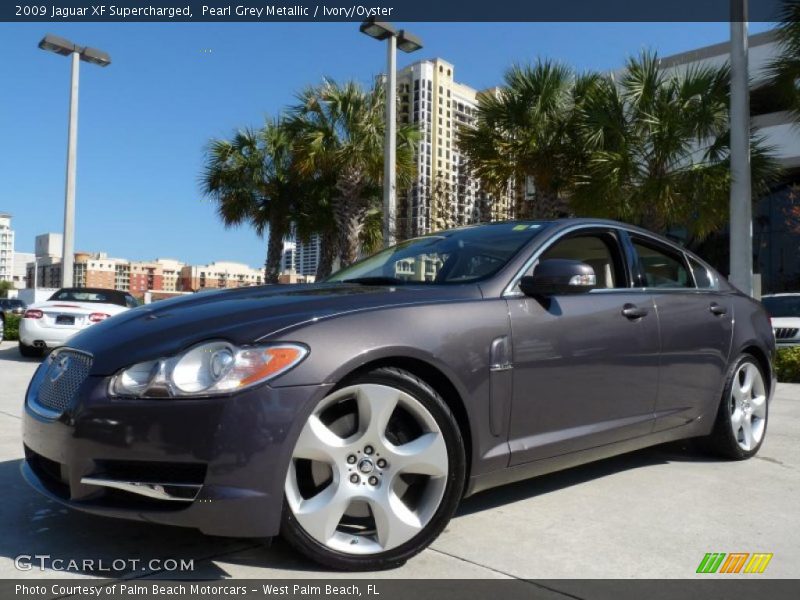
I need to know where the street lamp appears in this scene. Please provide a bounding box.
[728,0,753,296]
[359,19,423,247]
[38,34,111,287]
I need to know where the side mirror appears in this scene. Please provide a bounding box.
[519,259,596,297]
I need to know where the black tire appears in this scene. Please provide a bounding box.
[19,342,41,358]
[703,354,769,460]
[281,366,466,571]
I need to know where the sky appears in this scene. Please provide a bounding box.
[0,21,775,268]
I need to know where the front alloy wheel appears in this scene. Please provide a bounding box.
[281,367,465,570]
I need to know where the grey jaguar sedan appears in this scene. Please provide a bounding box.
[21,219,775,570]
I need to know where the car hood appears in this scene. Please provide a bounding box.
[67,283,481,374]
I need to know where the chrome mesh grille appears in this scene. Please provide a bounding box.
[34,350,93,415]
[774,327,799,340]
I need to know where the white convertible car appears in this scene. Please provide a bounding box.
[19,288,139,356]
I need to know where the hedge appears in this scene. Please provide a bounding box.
[776,346,800,384]
[1,313,20,342]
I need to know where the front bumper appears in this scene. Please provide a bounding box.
[22,356,332,538]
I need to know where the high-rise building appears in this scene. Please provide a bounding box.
[396,58,514,238]
[0,213,15,283]
[281,232,321,277]
[13,252,34,289]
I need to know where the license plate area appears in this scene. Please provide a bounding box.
[55,315,75,325]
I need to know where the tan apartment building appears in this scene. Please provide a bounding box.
[74,252,121,289]
[180,261,263,291]
[155,258,184,292]
[397,58,514,238]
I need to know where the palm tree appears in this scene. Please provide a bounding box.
[460,60,599,219]
[572,51,780,240]
[202,118,301,284]
[289,78,418,268]
[768,1,800,121]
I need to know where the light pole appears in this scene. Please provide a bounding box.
[359,19,423,247]
[729,1,753,296]
[38,34,111,288]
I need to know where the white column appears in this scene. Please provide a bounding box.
[62,51,80,288]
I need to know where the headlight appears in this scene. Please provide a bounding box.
[110,341,308,398]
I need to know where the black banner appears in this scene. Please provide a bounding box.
[5,580,800,600]
[0,0,791,23]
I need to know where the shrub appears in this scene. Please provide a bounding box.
[776,346,800,383]
[1,313,20,342]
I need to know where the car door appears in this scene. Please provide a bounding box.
[626,234,733,431]
[506,227,660,465]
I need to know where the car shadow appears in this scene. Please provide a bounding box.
[457,440,720,517]
[0,440,727,578]
[0,343,43,364]
[0,458,343,578]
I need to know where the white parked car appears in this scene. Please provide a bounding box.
[19,288,139,357]
[762,293,800,347]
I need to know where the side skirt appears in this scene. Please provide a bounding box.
[464,419,707,497]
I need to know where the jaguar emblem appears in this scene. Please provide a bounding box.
[49,354,71,383]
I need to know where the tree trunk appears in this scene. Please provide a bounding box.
[514,179,530,220]
[264,221,286,284]
[316,228,337,280]
[531,188,570,219]
[336,201,369,267]
[333,167,369,268]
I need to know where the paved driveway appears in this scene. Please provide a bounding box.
[0,341,797,580]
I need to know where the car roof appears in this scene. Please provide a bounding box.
[51,287,129,303]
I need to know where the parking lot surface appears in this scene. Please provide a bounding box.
[0,340,797,580]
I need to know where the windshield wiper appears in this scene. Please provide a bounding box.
[340,276,407,285]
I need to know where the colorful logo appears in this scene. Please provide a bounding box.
[696,552,773,574]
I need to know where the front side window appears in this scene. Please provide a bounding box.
[632,238,692,289]
[538,232,627,289]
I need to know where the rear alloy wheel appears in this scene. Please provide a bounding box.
[281,367,465,570]
[705,355,769,459]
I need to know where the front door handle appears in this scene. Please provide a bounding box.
[709,302,727,316]
[621,303,649,319]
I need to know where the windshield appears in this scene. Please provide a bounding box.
[762,296,800,318]
[327,222,550,285]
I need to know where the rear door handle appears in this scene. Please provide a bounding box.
[621,303,649,319]
[709,302,727,316]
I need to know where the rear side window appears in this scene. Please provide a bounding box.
[632,238,693,289]
[688,256,716,289]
